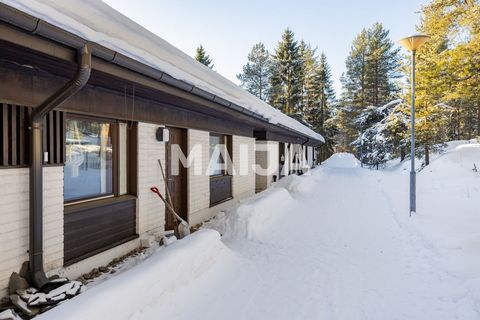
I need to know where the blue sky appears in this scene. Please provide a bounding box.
[103,0,428,94]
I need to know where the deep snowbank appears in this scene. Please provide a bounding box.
[35,145,480,319]
[273,173,316,194]
[208,188,295,241]
[385,140,480,278]
[37,229,227,320]
[322,152,361,169]
[205,172,321,241]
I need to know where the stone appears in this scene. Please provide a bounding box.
[0,309,22,320]
[10,295,40,317]
[140,235,156,248]
[65,282,83,297]
[16,288,38,301]
[18,262,31,285]
[98,266,109,273]
[8,273,29,295]
[27,293,48,307]
[48,294,66,303]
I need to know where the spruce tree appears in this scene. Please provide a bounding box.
[269,29,304,116]
[195,45,213,69]
[310,53,337,162]
[299,41,318,121]
[315,53,336,131]
[237,43,272,101]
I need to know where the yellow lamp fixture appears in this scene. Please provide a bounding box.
[398,34,430,52]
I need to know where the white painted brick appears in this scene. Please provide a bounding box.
[255,141,279,192]
[232,136,256,198]
[187,129,210,216]
[137,123,165,236]
[0,166,64,298]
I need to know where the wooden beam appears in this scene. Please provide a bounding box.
[2,103,8,165]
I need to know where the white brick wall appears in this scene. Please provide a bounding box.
[232,136,256,198]
[0,166,64,298]
[307,146,314,167]
[255,140,279,192]
[187,129,210,219]
[43,167,64,271]
[137,123,166,236]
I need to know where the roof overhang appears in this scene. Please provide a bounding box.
[0,3,324,146]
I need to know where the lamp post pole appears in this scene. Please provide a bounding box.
[409,50,416,216]
[398,34,429,217]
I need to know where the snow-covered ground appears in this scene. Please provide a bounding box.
[39,140,480,319]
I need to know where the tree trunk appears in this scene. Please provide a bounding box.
[477,103,480,137]
[424,145,430,166]
[400,146,406,162]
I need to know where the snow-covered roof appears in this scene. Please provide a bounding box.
[1,0,324,143]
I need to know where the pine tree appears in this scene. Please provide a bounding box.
[341,29,369,108]
[335,29,369,151]
[237,43,271,101]
[336,23,401,153]
[195,45,213,69]
[269,29,304,116]
[413,0,480,164]
[365,23,401,106]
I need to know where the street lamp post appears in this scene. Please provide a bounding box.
[398,34,429,216]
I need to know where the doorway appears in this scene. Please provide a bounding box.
[165,127,188,230]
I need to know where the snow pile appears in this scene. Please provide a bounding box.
[37,229,227,320]
[322,152,361,169]
[406,141,480,278]
[273,174,316,194]
[209,188,294,241]
[33,141,480,319]
[0,0,323,142]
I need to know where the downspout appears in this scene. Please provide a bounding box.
[29,44,92,289]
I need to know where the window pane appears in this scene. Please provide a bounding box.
[209,135,223,176]
[64,118,113,201]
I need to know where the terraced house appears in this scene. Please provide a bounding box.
[0,0,323,298]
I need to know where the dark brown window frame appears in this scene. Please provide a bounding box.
[64,113,120,205]
[209,133,233,177]
[209,132,233,206]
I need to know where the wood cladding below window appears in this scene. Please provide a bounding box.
[210,175,232,206]
[63,195,137,266]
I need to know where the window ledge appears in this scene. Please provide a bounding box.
[64,194,137,214]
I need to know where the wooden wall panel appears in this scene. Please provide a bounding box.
[0,103,64,167]
[64,195,137,266]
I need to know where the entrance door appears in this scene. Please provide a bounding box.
[165,127,188,230]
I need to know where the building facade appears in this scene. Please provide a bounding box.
[0,1,323,297]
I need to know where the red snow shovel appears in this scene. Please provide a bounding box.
[150,159,190,239]
[150,187,190,239]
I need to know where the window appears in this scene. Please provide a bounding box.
[64,117,114,202]
[209,133,227,176]
[209,133,232,206]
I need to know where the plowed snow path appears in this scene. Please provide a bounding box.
[137,167,476,320]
